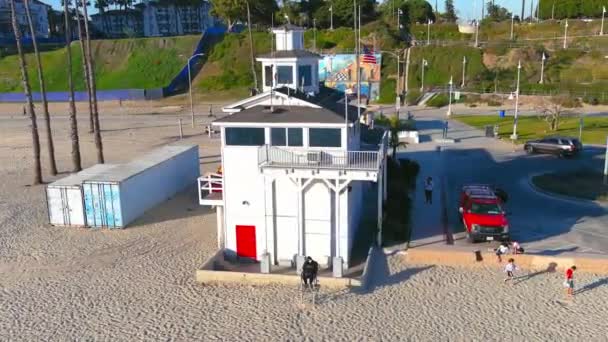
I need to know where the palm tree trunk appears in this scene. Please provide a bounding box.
[82,0,104,164]
[24,0,57,176]
[74,0,95,134]
[64,0,82,172]
[10,0,42,184]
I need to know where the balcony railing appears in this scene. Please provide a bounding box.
[258,146,382,172]
[197,172,223,205]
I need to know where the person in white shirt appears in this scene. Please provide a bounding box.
[424,177,434,204]
[495,242,509,262]
[504,258,518,283]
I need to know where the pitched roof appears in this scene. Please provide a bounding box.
[257,50,322,59]
[273,24,304,31]
[215,86,361,125]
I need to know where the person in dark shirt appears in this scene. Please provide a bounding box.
[301,256,319,289]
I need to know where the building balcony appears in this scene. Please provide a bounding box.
[198,172,224,206]
[257,137,387,182]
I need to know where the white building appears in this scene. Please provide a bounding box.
[198,25,388,276]
[0,0,51,39]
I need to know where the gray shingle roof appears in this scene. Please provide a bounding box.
[214,105,358,125]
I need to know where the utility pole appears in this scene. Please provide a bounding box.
[511,60,522,140]
[461,56,466,88]
[563,19,568,49]
[539,52,546,84]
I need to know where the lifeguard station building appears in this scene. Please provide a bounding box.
[198,25,387,276]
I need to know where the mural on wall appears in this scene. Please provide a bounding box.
[318,52,382,101]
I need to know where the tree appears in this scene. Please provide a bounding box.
[9,0,43,184]
[388,115,407,157]
[24,0,57,176]
[64,0,82,172]
[392,0,435,24]
[443,0,457,22]
[211,0,277,29]
[74,1,95,134]
[82,0,105,163]
[485,1,512,22]
[536,96,581,131]
[315,0,376,28]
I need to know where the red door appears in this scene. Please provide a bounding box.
[236,225,257,259]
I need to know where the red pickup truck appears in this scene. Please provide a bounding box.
[458,184,510,243]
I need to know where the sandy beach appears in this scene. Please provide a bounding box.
[1,104,608,341]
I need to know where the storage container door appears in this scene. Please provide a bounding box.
[103,183,122,228]
[66,188,85,226]
[47,187,65,226]
[83,183,100,227]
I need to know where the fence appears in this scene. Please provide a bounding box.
[0,88,163,103]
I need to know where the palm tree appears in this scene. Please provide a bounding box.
[388,114,407,157]
[82,0,105,163]
[64,0,83,172]
[9,0,42,184]
[74,0,95,134]
[24,0,57,176]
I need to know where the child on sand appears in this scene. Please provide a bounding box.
[504,258,518,283]
[495,242,509,262]
[564,266,577,297]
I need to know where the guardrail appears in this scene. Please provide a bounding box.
[258,146,381,171]
[198,173,223,204]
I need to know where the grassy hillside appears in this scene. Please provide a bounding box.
[0,35,201,92]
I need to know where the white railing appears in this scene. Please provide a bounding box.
[197,173,223,204]
[258,145,386,172]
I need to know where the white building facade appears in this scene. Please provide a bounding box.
[0,0,51,39]
[198,26,388,275]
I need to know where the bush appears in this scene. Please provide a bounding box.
[406,89,421,105]
[383,157,420,244]
[583,96,600,106]
[426,93,449,107]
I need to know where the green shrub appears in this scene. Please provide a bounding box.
[426,93,449,107]
[406,89,421,105]
[583,96,600,106]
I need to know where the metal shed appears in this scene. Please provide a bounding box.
[82,145,200,228]
[46,164,117,227]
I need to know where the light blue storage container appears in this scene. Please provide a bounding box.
[83,145,199,228]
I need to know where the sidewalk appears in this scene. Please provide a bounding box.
[399,116,448,248]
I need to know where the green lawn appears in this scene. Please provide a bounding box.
[453,114,608,145]
[532,170,608,202]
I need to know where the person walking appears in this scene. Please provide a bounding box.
[564,265,576,297]
[424,177,434,204]
[504,258,518,283]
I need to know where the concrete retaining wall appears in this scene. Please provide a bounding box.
[404,247,608,274]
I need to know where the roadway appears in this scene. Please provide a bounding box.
[401,106,608,255]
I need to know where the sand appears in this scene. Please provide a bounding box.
[1,105,608,341]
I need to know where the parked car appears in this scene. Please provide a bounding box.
[524,136,582,157]
[459,184,510,243]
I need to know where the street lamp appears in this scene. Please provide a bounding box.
[563,19,569,49]
[398,8,403,33]
[427,19,432,46]
[510,13,515,40]
[187,53,204,128]
[461,55,466,88]
[511,60,522,140]
[447,76,453,117]
[539,52,546,84]
[420,58,428,92]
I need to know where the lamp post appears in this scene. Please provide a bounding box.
[510,13,515,40]
[563,19,568,49]
[539,52,546,84]
[427,19,431,46]
[461,56,466,88]
[447,76,453,117]
[313,18,317,51]
[474,20,479,47]
[329,4,333,30]
[398,8,402,33]
[380,50,402,111]
[187,53,204,128]
[420,58,428,92]
[511,60,522,140]
[601,6,606,36]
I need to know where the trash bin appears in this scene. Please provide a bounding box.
[474,250,483,262]
[485,125,495,138]
[499,110,506,118]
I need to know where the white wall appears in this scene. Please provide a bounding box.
[223,146,267,260]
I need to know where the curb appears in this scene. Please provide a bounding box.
[525,173,607,208]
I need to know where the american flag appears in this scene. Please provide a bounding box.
[362,46,377,64]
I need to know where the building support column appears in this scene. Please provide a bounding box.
[377,171,383,247]
[216,206,224,249]
[297,177,304,256]
[383,158,388,202]
[333,178,343,277]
